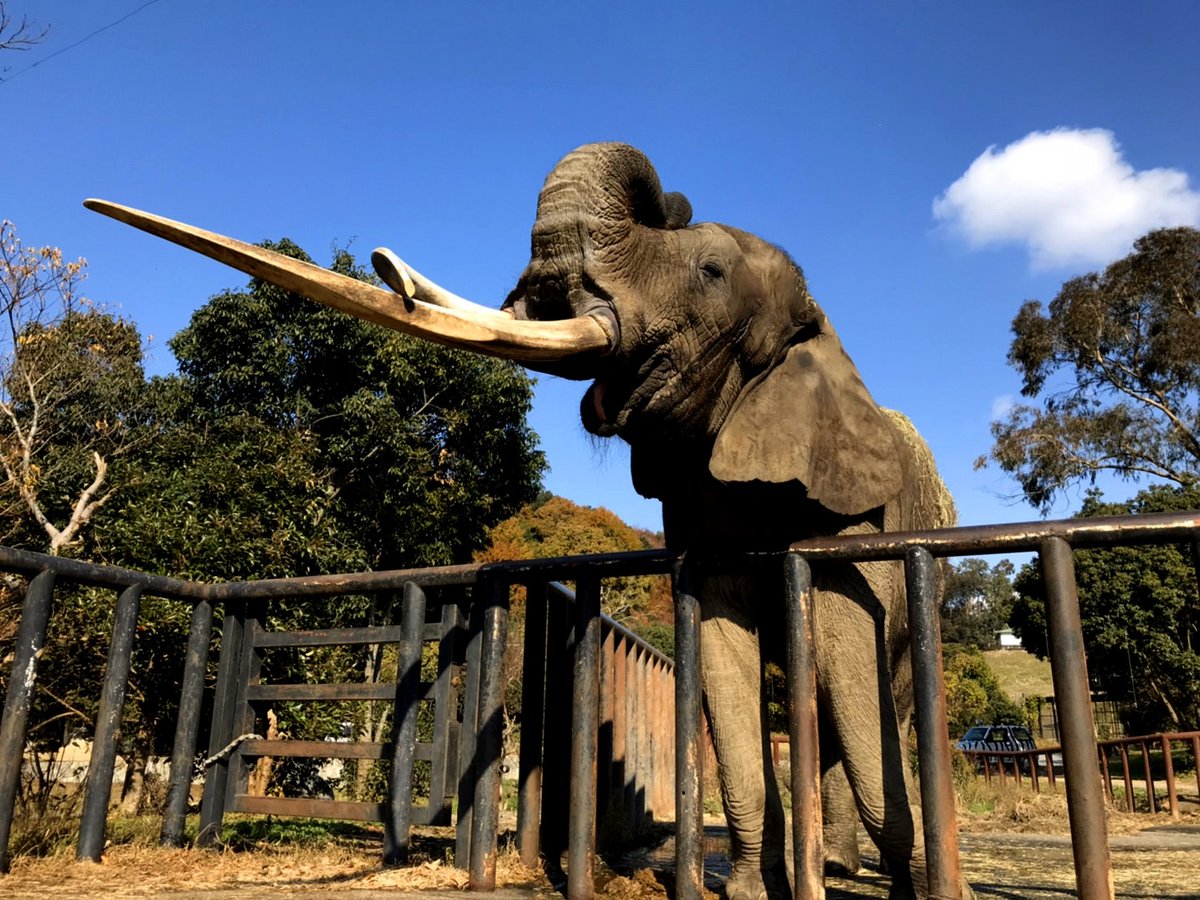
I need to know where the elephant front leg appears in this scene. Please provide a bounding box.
[700,577,789,900]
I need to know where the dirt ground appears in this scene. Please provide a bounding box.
[4,810,1200,898]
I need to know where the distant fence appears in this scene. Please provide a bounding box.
[962,730,1200,815]
[1033,694,1127,741]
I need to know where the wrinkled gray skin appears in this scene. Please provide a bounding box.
[502,143,965,900]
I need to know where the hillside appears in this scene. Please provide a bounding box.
[983,649,1054,701]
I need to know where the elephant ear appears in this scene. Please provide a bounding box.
[709,325,905,516]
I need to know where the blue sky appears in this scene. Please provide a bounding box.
[5,1,1199,539]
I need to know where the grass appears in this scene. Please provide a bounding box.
[982,649,1054,701]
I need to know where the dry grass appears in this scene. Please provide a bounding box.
[2,819,546,898]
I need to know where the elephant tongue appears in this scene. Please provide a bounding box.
[592,379,609,423]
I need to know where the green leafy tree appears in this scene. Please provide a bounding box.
[1010,484,1200,733]
[168,240,544,570]
[943,647,1025,737]
[979,227,1200,510]
[941,558,1016,650]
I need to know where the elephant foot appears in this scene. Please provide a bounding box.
[823,833,861,876]
[724,860,790,900]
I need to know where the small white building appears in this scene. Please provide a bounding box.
[995,627,1023,650]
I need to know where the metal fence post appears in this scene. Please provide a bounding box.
[784,552,824,900]
[384,581,428,863]
[78,583,144,862]
[1041,536,1114,900]
[517,581,548,866]
[198,602,246,847]
[161,595,215,846]
[904,546,964,898]
[469,576,509,891]
[672,556,703,900]
[567,573,601,900]
[0,568,56,873]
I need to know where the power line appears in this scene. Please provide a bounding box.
[0,0,164,86]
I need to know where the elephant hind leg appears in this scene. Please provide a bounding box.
[820,757,862,876]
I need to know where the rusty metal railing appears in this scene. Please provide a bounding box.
[2,508,1198,900]
[721,509,1199,900]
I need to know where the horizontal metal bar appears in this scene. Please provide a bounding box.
[232,795,389,822]
[204,565,481,601]
[237,739,434,762]
[788,510,1200,561]
[245,682,435,702]
[0,544,193,598]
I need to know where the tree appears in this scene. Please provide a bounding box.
[0,221,146,554]
[1010,484,1200,733]
[168,240,545,571]
[941,558,1015,650]
[476,494,659,621]
[979,227,1200,510]
[943,647,1025,737]
[0,3,48,57]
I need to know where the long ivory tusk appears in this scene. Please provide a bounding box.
[372,247,514,318]
[83,200,611,363]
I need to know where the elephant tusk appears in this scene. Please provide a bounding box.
[83,199,612,364]
[371,247,514,319]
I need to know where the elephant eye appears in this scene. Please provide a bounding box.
[700,261,725,281]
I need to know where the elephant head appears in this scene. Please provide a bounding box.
[500,142,906,517]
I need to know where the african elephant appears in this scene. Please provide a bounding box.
[85,142,961,899]
[495,143,958,899]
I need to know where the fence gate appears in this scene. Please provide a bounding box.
[196,582,469,860]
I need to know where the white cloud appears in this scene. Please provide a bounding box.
[989,394,1015,422]
[933,128,1200,269]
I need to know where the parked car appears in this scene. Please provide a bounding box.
[956,724,1038,772]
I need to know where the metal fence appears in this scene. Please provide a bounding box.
[1,508,1198,900]
[0,542,676,900]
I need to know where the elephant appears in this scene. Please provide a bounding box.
[495,143,959,899]
[84,142,962,899]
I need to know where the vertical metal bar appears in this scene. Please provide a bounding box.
[198,602,245,847]
[623,639,639,837]
[904,546,963,899]
[1119,745,1134,812]
[384,582,427,863]
[784,553,824,900]
[222,605,263,815]
[611,633,628,837]
[597,621,615,846]
[672,556,704,900]
[1139,740,1156,813]
[428,595,464,826]
[0,568,56,874]
[540,583,574,873]
[1041,536,1114,900]
[643,656,657,821]
[1098,745,1114,803]
[567,574,601,900]
[469,577,509,891]
[161,595,214,846]
[454,594,485,867]
[517,581,548,866]
[1192,736,1200,809]
[1161,735,1179,819]
[78,583,144,862]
